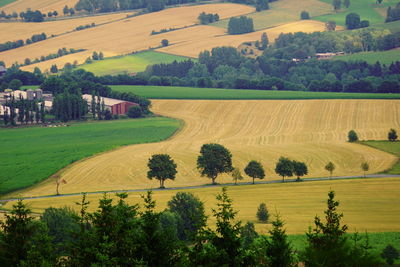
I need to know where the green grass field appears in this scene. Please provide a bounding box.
[373,20,400,33]
[361,140,400,174]
[0,117,180,195]
[212,0,332,30]
[110,85,400,99]
[333,49,400,65]
[315,0,398,26]
[79,51,190,76]
[0,0,16,8]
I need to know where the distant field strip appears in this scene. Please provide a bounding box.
[79,51,191,76]
[0,3,254,71]
[333,48,400,65]
[1,0,78,16]
[0,118,180,195]
[361,141,400,174]
[4,178,400,234]
[14,99,400,197]
[111,85,400,99]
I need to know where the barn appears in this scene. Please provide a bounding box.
[82,94,139,115]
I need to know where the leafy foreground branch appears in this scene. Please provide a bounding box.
[0,189,389,266]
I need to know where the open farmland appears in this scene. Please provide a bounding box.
[212,0,332,30]
[315,0,399,26]
[0,11,135,43]
[12,99,400,198]
[1,3,255,72]
[79,51,191,76]
[361,141,400,174]
[3,178,400,235]
[333,48,400,65]
[1,0,78,16]
[0,117,180,195]
[111,85,400,99]
[157,20,328,58]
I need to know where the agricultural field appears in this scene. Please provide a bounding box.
[333,48,400,65]
[373,20,400,33]
[0,117,180,195]
[1,3,254,72]
[79,51,191,76]
[314,0,398,26]
[157,20,327,58]
[212,0,332,30]
[11,99,400,198]
[361,140,400,174]
[0,0,78,16]
[111,85,400,99]
[3,178,400,235]
[1,12,135,43]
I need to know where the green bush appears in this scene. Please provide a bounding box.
[127,105,142,118]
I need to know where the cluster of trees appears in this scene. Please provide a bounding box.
[345,12,369,30]
[300,10,310,20]
[228,16,254,35]
[0,10,18,20]
[74,0,197,14]
[0,66,44,89]
[348,129,398,142]
[46,10,59,18]
[52,91,88,122]
[2,97,46,126]
[1,188,395,266]
[20,48,85,68]
[226,0,275,11]
[63,5,76,16]
[0,33,46,53]
[20,10,45,22]
[386,2,400,22]
[198,12,219,24]
[75,22,95,31]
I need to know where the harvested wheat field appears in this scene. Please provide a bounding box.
[1,12,135,43]
[4,178,400,234]
[157,20,329,58]
[1,0,78,16]
[15,99,400,198]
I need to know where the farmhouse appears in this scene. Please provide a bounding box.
[82,94,138,115]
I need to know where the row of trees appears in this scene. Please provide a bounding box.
[52,91,88,122]
[226,0,275,11]
[348,129,398,142]
[2,97,46,126]
[1,188,393,266]
[0,33,46,53]
[198,12,219,25]
[386,2,400,22]
[19,48,85,68]
[228,16,254,35]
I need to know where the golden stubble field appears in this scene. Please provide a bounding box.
[1,0,78,16]
[14,99,400,198]
[0,3,255,71]
[3,178,400,234]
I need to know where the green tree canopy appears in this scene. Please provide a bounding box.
[244,160,265,184]
[348,129,358,142]
[147,154,177,188]
[275,157,294,182]
[388,128,398,141]
[292,160,308,181]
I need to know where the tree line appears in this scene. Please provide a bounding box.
[386,2,400,23]
[1,187,395,266]
[228,16,254,35]
[0,33,46,53]
[2,96,46,126]
[226,0,277,11]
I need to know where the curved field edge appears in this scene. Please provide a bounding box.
[111,85,400,99]
[0,117,180,195]
[2,177,400,234]
[359,140,400,174]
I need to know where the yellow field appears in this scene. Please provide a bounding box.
[158,20,329,58]
[1,12,135,43]
[1,0,78,16]
[3,178,400,234]
[0,3,255,71]
[11,99,399,198]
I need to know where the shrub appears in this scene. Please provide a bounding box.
[381,244,399,265]
[348,130,358,142]
[127,105,142,118]
[161,39,169,47]
[388,128,398,141]
[301,11,310,20]
[256,203,269,223]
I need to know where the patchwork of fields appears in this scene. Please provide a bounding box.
[12,99,399,198]
[0,0,78,16]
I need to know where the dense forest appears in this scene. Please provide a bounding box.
[0,188,392,266]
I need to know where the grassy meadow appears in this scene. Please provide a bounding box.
[361,140,400,174]
[333,49,400,65]
[0,117,180,195]
[0,0,16,7]
[79,51,191,76]
[110,85,400,99]
[373,20,400,33]
[315,0,398,26]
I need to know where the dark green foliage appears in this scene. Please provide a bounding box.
[275,156,294,182]
[388,128,398,141]
[147,154,177,188]
[228,16,254,35]
[241,222,258,249]
[325,161,335,178]
[147,0,165,12]
[265,215,295,267]
[301,11,310,20]
[344,0,350,8]
[381,244,399,265]
[292,160,308,180]
[159,211,179,242]
[256,203,269,223]
[333,0,341,11]
[127,105,142,118]
[244,160,265,184]
[8,78,22,90]
[346,12,361,29]
[348,129,358,142]
[161,39,169,47]
[260,32,269,49]
[386,3,400,23]
[197,143,234,184]
[50,64,58,73]
[198,12,219,24]
[167,192,207,241]
[256,0,269,11]
[52,91,88,122]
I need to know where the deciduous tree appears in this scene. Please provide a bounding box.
[388,128,398,141]
[361,161,369,178]
[147,154,177,188]
[245,160,265,184]
[275,156,293,182]
[325,161,335,178]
